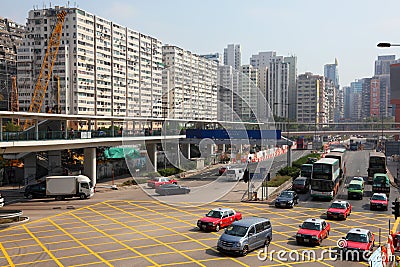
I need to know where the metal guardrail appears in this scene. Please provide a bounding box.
[0,210,23,219]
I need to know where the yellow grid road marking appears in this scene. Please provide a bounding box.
[123,202,250,267]
[392,217,400,233]
[48,218,113,266]
[0,241,14,267]
[22,225,64,267]
[69,211,160,267]
[89,205,208,267]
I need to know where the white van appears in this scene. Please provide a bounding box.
[225,168,244,181]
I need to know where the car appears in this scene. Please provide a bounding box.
[155,184,190,196]
[370,193,388,211]
[275,190,298,208]
[292,177,310,193]
[225,168,244,181]
[219,166,231,175]
[0,193,4,207]
[217,217,272,256]
[342,228,375,261]
[24,182,47,199]
[347,179,364,200]
[147,177,177,188]
[197,208,242,232]
[352,177,364,183]
[327,200,352,220]
[296,218,330,245]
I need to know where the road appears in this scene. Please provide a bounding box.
[0,149,397,267]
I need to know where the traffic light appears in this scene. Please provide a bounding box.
[243,168,249,183]
[392,199,400,220]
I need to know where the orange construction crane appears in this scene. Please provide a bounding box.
[10,76,19,125]
[23,10,67,130]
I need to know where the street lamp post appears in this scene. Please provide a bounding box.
[377,43,400,47]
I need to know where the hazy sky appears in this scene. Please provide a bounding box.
[3,0,400,86]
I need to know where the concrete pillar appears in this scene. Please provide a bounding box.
[48,150,62,175]
[145,143,157,172]
[0,119,2,141]
[111,121,115,137]
[287,145,292,167]
[24,153,36,185]
[239,144,243,154]
[83,147,97,186]
[222,143,226,153]
[188,143,191,159]
[64,120,68,139]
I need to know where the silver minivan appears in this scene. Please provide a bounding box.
[217,217,272,256]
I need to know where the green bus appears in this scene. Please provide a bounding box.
[367,152,386,184]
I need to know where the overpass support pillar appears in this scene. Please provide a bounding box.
[287,145,292,167]
[181,143,190,159]
[24,153,36,185]
[83,147,97,186]
[146,143,157,172]
[222,144,226,153]
[48,150,62,175]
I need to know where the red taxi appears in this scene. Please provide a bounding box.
[369,193,388,211]
[147,177,177,188]
[342,228,375,260]
[296,218,330,245]
[197,208,242,232]
[326,200,352,220]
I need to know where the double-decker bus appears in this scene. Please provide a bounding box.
[324,151,346,183]
[311,158,340,200]
[367,152,386,184]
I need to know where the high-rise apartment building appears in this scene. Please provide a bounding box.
[162,45,218,120]
[325,78,335,123]
[238,65,258,121]
[268,56,289,118]
[0,17,25,111]
[250,52,295,119]
[297,72,327,124]
[349,80,363,121]
[223,44,241,70]
[17,6,163,120]
[374,55,400,117]
[284,56,297,121]
[375,55,396,76]
[217,65,237,121]
[343,86,351,119]
[250,51,275,99]
[324,58,341,121]
[201,53,223,65]
[361,77,372,119]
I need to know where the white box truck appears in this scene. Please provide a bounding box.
[46,175,94,200]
